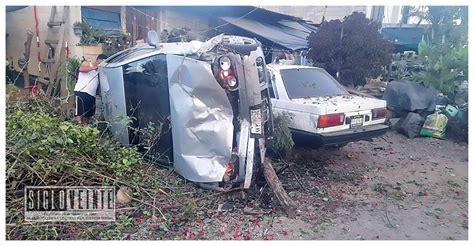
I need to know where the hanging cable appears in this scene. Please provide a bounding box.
[197,6,260,34]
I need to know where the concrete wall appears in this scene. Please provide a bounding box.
[263,6,367,24]
[6,6,83,77]
[384,6,402,24]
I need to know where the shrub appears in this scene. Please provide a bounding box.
[411,41,467,101]
[307,12,393,86]
[77,19,106,45]
[268,113,295,158]
[409,6,468,102]
[6,98,145,224]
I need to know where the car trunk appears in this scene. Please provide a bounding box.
[291,95,386,115]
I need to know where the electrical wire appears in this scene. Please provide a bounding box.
[126,6,306,57]
[196,6,260,34]
[127,6,208,40]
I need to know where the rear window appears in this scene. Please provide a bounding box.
[280,68,348,99]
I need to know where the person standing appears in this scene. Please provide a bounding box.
[74,54,108,126]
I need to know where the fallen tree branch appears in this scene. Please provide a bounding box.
[277,158,307,192]
[345,87,377,98]
[262,157,298,217]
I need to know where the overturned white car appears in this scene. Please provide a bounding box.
[99,32,273,190]
[267,64,389,148]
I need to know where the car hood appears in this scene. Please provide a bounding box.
[290,95,386,114]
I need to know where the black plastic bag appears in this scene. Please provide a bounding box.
[398,112,425,139]
[382,80,438,114]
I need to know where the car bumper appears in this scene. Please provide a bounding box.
[291,124,389,147]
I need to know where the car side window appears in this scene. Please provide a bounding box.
[267,70,278,99]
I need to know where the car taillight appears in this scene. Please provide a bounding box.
[372,108,388,120]
[318,113,345,128]
[214,56,239,91]
[225,163,233,173]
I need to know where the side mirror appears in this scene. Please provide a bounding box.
[147,30,160,48]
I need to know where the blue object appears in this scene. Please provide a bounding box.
[81,7,121,30]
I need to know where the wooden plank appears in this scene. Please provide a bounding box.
[262,157,298,217]
[36,77,50,85]
[47,21,64,27]
[46,6,69,97]
[44,39,59,45]
[22,31,34,88]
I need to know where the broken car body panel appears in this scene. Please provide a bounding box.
[166,54,233,182]
[99,33,273,188]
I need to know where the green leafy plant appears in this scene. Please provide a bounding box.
[409,6,467,46]
[57,57,82,84]
[5,98,145,225]
[267,112,295,158]
[98,215,135,240]
[160,27,192,42]
[307,12,393,86]
[411,40,467,100]
[76,19,106,45]
[409,6,468,102]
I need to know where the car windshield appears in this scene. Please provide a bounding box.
[280,68,348,99]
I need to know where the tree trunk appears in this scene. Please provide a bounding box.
[262,157,298,217]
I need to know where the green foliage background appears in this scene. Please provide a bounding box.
[409,6,468,102]
[412,40,467,100]
[307,12,393,86]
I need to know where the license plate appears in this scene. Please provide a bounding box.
[250,108,262,135]
[350,115,364,128]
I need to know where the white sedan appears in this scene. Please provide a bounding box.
[267,64,389,148]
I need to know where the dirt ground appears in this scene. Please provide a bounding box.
[118,126,467,240]
[274,130,468,240]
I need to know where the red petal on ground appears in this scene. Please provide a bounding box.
[189,234,196,240]
[198,230,205,236]
[244,235,251,240]
[252,218,260,226]
[234,231,243,239]
[282,230,288,235]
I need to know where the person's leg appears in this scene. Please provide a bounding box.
[74,93,84,124]
[81,92,96,126]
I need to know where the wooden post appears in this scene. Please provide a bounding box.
[262,157,298,217]
[132,14,137,45]
[23,31,33,89]
[120,6,127,33]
